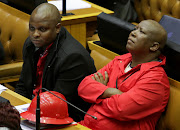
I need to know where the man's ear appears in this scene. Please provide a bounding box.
[150,42,160,52]
[56,23,61,33]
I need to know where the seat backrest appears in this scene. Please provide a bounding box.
[88,41,119,70]
[97,12,135,54]
[0,2,30,64]
[158,15,180,81]
[156,78,180,130]
[90,50,112,71]
[134,0,180,22]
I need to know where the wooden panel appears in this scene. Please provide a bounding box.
[0,77,19,84]
[0,89,31,106]
[64,25,71,33]
[169,77,180,88]
[86,21,97,37]
[60,0,114,26]
[71,23,86,48]
[88,41,119,59]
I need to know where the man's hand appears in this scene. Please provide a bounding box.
[99,88,123,99]
[92,71,109,86]
[92,71,123,99]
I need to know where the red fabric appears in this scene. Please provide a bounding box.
[33,43,53,95]
[78,53,170,130]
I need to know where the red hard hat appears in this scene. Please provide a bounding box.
[21,91,73,125]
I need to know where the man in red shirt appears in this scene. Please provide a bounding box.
[78,20,170,130]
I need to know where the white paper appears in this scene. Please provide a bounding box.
[48,0,91,11]
[0,84,8,94]
[15,103,30,114]
[20,121,77,130]
[20,124,33,130]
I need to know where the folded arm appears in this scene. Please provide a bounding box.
[79,68,169,121]
[92,71,123,99]
[94,72,169,121]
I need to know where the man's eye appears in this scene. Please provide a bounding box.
[140,30,145,34]
[40,28,46,32]
[140,29,145,34]
[29,27,35,31]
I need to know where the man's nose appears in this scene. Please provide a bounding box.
[33,30,40,37]
[130,30,136,37]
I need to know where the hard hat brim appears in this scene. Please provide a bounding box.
[21,111,74,125]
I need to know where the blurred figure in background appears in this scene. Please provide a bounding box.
[0,102,20,130]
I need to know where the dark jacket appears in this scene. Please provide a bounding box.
[15,27,96,121]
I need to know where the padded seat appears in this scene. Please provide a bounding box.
[134,0,180,23]
[0,2,30,84]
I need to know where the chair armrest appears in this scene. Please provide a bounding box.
[0,62,23,83]
[88,41,119,70]
[88,41,119,59]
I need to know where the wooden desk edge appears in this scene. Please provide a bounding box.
[61,0,114,24]
[1,89,31,104]
[84,0,114,13]
[88,41,119,58]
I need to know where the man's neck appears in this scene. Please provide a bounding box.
[131,53,159,67]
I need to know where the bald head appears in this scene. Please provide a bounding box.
[29,3,62,49]
[142,20,167,51]
[31,3,61,24]
[127,19,168,61]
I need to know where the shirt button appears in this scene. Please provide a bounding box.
[120,61,122,63]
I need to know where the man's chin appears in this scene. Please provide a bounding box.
[126,45,132,53]
[33,43,42,48]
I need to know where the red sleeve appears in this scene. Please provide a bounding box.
[78,58,117,103]
[93,70,170,121]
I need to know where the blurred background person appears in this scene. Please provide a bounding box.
[0,102,20,130]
